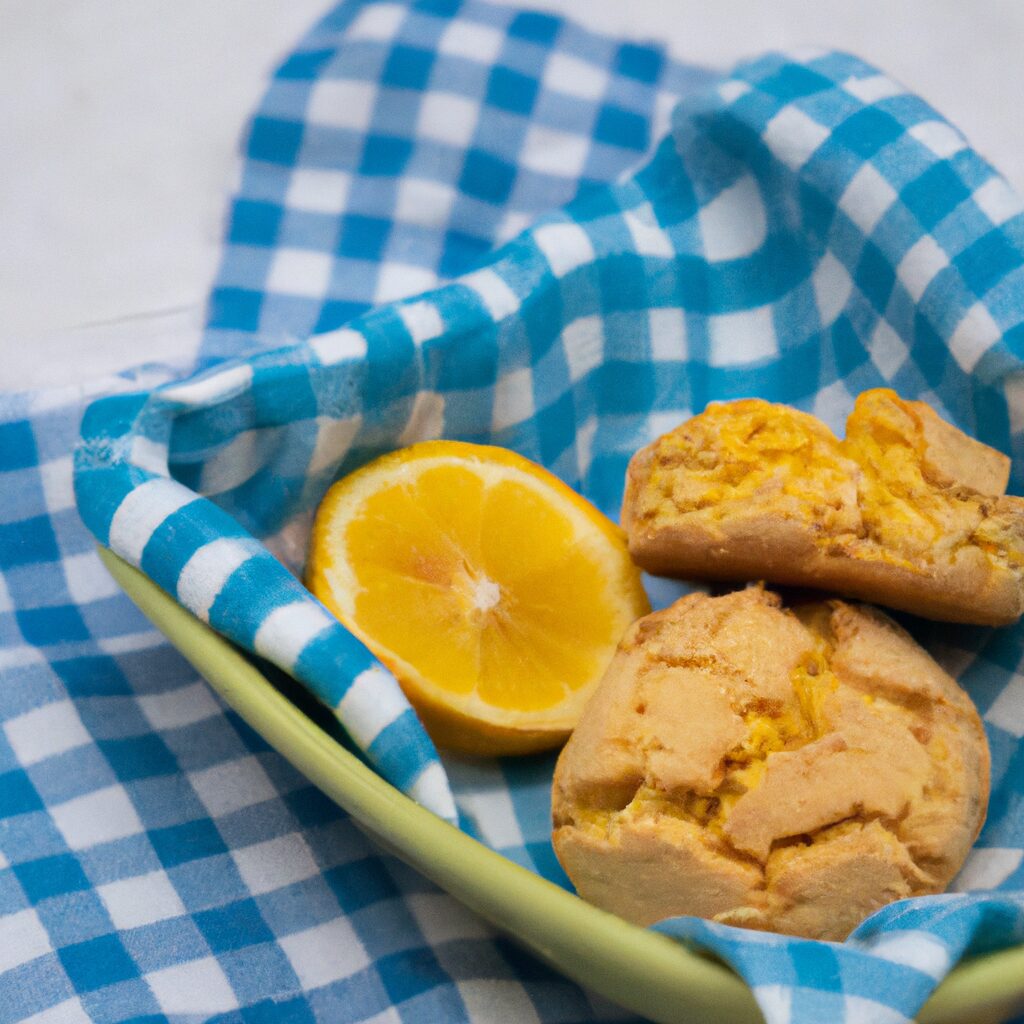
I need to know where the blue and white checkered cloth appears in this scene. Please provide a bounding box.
[5,1,1024,1022]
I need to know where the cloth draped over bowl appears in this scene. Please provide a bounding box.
[70,28,1024,1024]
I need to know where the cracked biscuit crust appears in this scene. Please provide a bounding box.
[551,587,990,941]
[622,389,1024,625]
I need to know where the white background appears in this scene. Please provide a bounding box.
[3,0,1023,390]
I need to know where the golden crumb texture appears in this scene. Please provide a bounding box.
[551,587,990,941]
[622,389,1024,624]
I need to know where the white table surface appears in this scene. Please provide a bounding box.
[2,0,1023,391]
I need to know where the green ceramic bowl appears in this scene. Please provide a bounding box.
[99,547,1024,1024]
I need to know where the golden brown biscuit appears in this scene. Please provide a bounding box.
[551,587,990,941]
[622,389,1024,625]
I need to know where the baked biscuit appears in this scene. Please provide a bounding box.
[622,389,1024,625]
[551,587,990,941]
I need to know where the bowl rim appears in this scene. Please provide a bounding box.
[99,546,1024,1024]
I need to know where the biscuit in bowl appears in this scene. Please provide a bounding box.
[551,587,990,941]
[622,389,1024,624]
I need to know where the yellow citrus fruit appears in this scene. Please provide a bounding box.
[307,440,650,755]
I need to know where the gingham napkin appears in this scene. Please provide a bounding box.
[1,5,708,1023]
[6,3,1024,1024]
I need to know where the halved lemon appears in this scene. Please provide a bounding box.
[307,440,650,755]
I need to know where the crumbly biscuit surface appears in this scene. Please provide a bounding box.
[551,588,989,941]
[623,390,1024,624]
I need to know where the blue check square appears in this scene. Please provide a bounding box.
[460,149,516,203]
[0,420,38,472]
[325,856,398,913]
[0,516,61,570]
[248,116,304,166]
[593,104,647,150]
[382,45,435,91]
[0,770,44,817]
[229,200,284,247]
[150,819,229,869]
[97,735,178,783]
[507,10,559,44]
[14,853,90,903]
[377,947,449,1004]
[338,214,391,260]
[833,106,904,158]
[486,65,538,115]
[360,135,413,176]
[955,229,1019,295]
[195,897,275,953]
[615,43,663,84]
[58,934,137,992]
[902,162,973,230]
[279,48,336,81]
[208,287,265,332]
[52,654,133,698]
[16,604,90,646]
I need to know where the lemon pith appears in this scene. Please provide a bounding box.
[307,441,650,755]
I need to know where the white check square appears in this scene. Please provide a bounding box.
[139,681,221,732]
[520,125,589,178]
[708,306,777,366]
[812,251,853,326]
[231,833,320,896]
[38,456,74,514]
[0,908,51,974]
[307,79,377,132]
[973,177,1024,227]
[462,268,521,320]
[458,981,541,1024]
[897,236,949,301]
[280,917,369,989]
[762,107,828,171]
[347,3,404,41]
[252,602,333,667]
[544,51,607,101]
[953,847,1024,891]
[51,785,144,850]
[267,248,333,299]
[947,302,1002,374]
[624,205,673,259]
[189,755,278,818]
[309,328,367,366]
[286,168,352,214]
[839,163,898,235]
[843,74,903,104]
[98,870,187,930]
[438,19,503,64]
[649,308,687,362]
[533,221,594,277]
[146,957,236,1015]
[561,316,604,383]
[394,177,456,228]
[374,262,437,304]
[868,319,909,380]
[910,120,967,159]
[418,92,479,148]
[985,675,1024,737]
[399,301,445,345]
[5,699,91,766]
[492,367,534,430]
